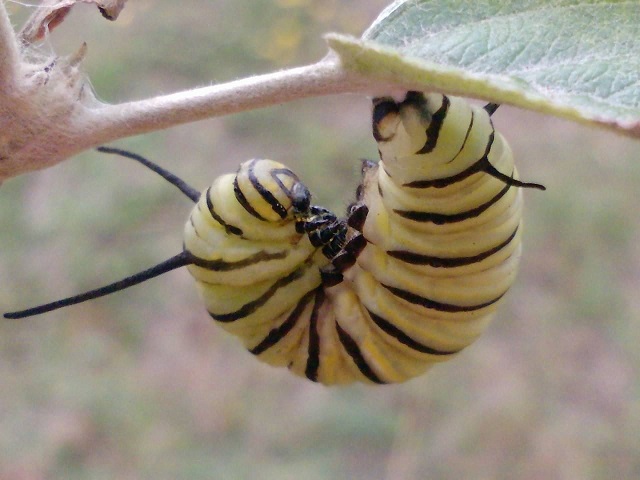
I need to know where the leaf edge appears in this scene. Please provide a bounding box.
[327,33,640,138]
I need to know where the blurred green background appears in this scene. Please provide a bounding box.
[1,1,639,479]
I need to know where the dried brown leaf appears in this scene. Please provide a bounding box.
[19,0,128,44]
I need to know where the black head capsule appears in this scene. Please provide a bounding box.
[293,182,314,235]
[291,181,312,217]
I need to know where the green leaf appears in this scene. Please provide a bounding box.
[328,0,640,136]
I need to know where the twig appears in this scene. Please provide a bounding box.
[83,54,375,143]
[19,0,129,44]
[0,50,393,181]
[0,1,21,90]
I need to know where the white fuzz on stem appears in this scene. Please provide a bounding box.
[0,1,397,182]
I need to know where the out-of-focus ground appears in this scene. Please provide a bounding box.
[1,1,639,479]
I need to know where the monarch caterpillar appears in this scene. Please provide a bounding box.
[4,91,543,385]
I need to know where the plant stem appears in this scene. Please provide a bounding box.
[83,55,374,144]
[0,0,20,91]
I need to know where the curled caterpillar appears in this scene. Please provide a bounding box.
[4,91,544,385]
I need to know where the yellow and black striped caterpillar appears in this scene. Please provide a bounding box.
[4,91,544,385]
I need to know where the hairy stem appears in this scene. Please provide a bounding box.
[83,54,375,143]
[0,44,394,180]
[0,1,20,90]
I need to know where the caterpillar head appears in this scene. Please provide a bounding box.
[233,159,311,223]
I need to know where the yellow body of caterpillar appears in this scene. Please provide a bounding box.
[5,91,542,386]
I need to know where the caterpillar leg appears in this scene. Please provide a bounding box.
[295,206,347,260]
